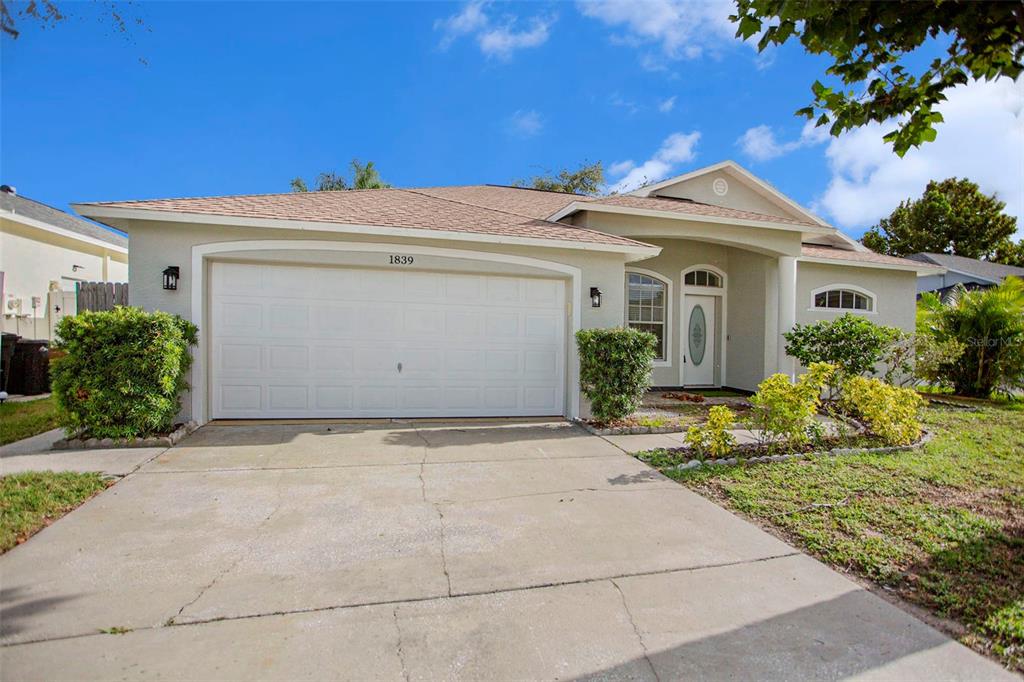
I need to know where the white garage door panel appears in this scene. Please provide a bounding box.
[210,262,566,418]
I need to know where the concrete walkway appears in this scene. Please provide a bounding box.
[0,428,165,477]
[0,421,1011,680]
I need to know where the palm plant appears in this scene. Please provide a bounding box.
[918,277,1024,397]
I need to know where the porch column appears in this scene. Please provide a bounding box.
[777,256,797,379]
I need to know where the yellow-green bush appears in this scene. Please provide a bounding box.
[748,362,835,448]
[840,375,925,445]
[684,405,736,458]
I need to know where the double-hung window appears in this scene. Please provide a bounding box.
[626,272,667,361]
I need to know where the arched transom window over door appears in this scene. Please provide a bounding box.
[684,269,722,287]
[626,272,667,361]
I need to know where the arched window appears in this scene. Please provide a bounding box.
[626,272,668,360]
[683,269,723,287]
[811,286,874,312]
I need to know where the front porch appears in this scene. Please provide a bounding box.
[621,238,798,392]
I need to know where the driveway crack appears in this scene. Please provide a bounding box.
[392,606,411,682]
[168,470,288,625]
[611,578,660,682]
[410,425,453,597]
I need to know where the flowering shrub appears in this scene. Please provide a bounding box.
[576,327,658,423]
[684,405,736,458]
[840,375,925,445]
[748,362,835,448]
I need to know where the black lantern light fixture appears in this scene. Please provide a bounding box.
[162,266,180,291]
[590,287,602,308]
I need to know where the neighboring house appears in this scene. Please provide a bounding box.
[74,160,941,423]
[907,252,1024,296]
[1,185,129,340]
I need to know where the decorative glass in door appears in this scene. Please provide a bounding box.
[688,304,707,366]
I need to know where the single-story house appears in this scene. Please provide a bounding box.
[74,161,941,423]
[907,252,1024,296]
[1,185,129,341]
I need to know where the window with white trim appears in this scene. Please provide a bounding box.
[684,269,722,287]
[813,288,873,311]
[626,272,667,360]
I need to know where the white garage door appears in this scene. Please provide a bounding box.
[210,261,567,419]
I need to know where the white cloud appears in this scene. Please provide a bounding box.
[608,159,636,176]
[736,120,827,161]
[577,0,737,66]
[507,109,543,138]
[608,131,701,193]
[479,17,553,58]
[658,95,677,113]
[435,1,488,49]
[815,77,1024,235]
[435,2,555,59]
[610,93,640,115]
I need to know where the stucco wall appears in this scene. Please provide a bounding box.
[726,249,771,391]
[1,217,128,338]
[124,220,636,421]
[652,171,808,223]
[574,210,803,257]
[796,261,918,332]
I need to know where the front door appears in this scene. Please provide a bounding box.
[683,295,716,386]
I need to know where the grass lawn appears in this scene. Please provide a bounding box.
[650,403,1024,672]
[0,472,110,552]
[0,397,60,446]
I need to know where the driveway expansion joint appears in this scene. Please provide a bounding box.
[134,452,625,476]
[1,551,804,648]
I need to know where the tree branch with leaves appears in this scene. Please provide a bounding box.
[732,0,1024,156]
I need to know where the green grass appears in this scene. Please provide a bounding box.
[646,403,1024,672]
[0,472,110,552]
[0,397,60,446]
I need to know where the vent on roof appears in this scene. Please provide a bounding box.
[0,185,16,195]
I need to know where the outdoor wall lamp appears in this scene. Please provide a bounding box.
[162,266,180,291]
[590,287,602,308]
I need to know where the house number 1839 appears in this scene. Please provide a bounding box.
[389,255,414,265]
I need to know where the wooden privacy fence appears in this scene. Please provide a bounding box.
[76,282,129,312]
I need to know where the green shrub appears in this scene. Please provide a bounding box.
[748,362,834,448]
[907,333,965,388]
[840,375,925,445]
[684,405,736,458]
[917,278,1024,397]
[784,314,902,392]
[576,327,657,424]
[51,307,198,439]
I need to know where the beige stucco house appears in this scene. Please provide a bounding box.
[1,186,129,341]
[74,161,941,423]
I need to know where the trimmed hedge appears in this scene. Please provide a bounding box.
[576,327,657,423]
[51,307,198,439]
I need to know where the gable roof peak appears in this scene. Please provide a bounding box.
[626,160,830,228]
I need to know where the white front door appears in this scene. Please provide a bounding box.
[209,261,567,419]
[683,295,716,386]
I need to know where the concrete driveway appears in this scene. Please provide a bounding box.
[0,421,1011,681]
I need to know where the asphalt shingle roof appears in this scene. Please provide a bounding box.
[580,194,820,227]
[76,182,824,250]
[1,189,128,249]
[907,252,1024,282]
[76,186,651,249]
[802,244,942,269]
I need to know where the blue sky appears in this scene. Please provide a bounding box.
[2,1,1021,239]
